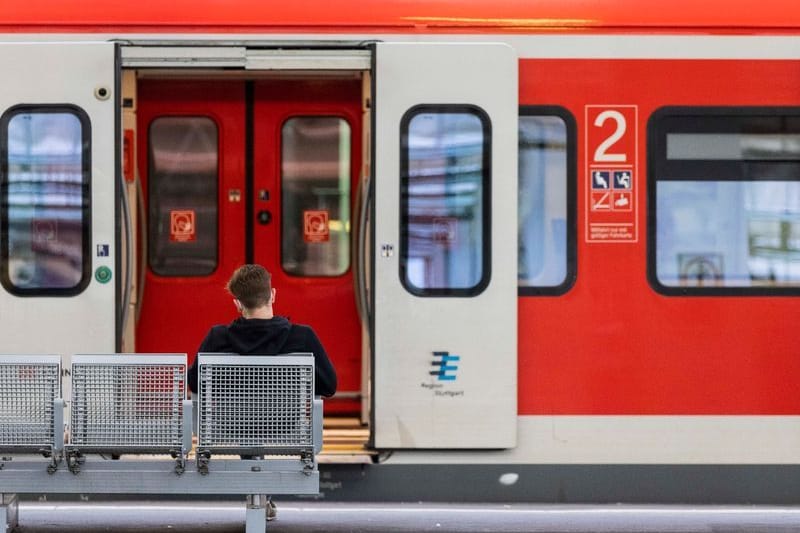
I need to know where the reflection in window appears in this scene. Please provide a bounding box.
[148,117,218,277]
[518,115,568,288]
[2,109,89,292]
[281,117,351,277]
[657,181,800,287]
[401,108,489,294]
[653,112,800,290]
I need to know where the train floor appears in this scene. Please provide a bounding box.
[11,501,800,532]
[319,416,374,462]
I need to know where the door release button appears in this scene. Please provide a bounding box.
[257,210,272,225]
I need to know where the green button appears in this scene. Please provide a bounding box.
[95,266,112,284]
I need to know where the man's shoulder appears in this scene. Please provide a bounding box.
[200,324,230,345]
[287,322,315,337]
[284,323,321,347]
[207,324,230,335]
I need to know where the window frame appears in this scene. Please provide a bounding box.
[517,105,577,297]
[0,104,92,296]
[647,106,800,296]
[146,114,220,278]
[399,103,492,297]
[279,113,354,279]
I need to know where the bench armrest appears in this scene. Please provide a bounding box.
[313,397,323,455]
[53,398,64,453]
[182,400,193,455]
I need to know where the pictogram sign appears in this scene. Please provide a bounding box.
[303,210,330,243]
[585,106,638,243]
[170,210,196,242]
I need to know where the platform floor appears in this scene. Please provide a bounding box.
[12,501,800,532]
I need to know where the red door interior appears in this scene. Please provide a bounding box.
[136,80,246,358]
[137,78,362,414]
[253,80,363,413]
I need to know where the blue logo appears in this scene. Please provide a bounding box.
[430,351,460,381]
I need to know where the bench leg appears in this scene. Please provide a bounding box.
[0,494,19,533]
[246,494,267,533]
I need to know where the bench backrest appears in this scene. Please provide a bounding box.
[0,355,61,455]
[68,354,187,455]
[196,353,315,457]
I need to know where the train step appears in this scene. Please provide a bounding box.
[320,416,375,463]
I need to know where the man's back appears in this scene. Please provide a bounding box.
[189,316,337,396]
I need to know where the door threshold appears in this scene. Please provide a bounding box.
[320,416,374,463]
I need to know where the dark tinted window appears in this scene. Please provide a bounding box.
[400,106,490,296]
[148,117,218,277]
[518,112,575,292]
[650,109,800,294]
[1,107,90,294]
[281,117,351,277]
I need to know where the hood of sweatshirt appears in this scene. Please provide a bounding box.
[223,316,292,354]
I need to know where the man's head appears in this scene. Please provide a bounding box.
[227,264,274,311]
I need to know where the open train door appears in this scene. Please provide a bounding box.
[372,43,518,448]
[0,42,117,359]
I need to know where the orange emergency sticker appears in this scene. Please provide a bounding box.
[170,210,196,242]
[303,210,329,243]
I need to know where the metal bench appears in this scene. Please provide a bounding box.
[0,353,322,533]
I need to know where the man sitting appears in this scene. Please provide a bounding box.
[188,263,337,397]
[187,264,337,520]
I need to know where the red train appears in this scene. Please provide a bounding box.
[1,0,800,502]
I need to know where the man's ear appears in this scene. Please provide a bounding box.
[270,288,277,305]
[233,298,243,312]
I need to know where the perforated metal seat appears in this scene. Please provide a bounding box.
[0,355,62,457]
[66,354,189,462]
[196,353,317,459]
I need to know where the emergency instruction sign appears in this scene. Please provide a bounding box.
[170,209,196,242]
[585,106,638,243]
[303,210,330,243]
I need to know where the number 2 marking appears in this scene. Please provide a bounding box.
[593,110,627,163]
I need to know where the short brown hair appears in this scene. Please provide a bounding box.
[226,264,272,309]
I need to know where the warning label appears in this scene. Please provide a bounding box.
[170,210,196,242]
[585,106,638,243]
[303,210,330,243]
[589,223,635,241]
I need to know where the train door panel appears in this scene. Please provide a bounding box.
[252,80,363,412]
[372,43,518,448]
[0,42,116,357]
[136,80,246,355]
[137,77,363,413]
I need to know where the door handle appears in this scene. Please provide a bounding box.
[257,210,272,225]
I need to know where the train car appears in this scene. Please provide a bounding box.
[1,0,800,503]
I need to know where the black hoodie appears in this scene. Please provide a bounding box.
[188,316,337,397]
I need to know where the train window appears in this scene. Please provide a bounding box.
[0,106,91,295]
[649,108,800,295]
[281,116,351,277]
[148,116,218,277]
[400,105,490,296]
[518,107,577,295]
